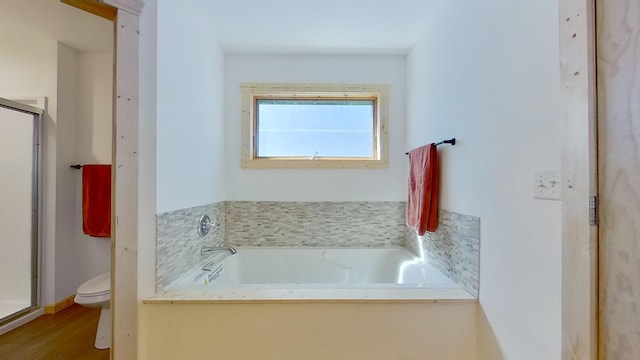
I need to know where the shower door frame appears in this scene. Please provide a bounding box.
[0,97,44,326]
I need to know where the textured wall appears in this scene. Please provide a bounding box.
[156,202,225,290]
[226,201,406,247]
[406,209,480,297]
[597,0,640,357]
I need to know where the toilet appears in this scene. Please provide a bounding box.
[74,272,111,349]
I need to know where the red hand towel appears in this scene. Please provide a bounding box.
[406,144,439,235]
[82,164,111,237]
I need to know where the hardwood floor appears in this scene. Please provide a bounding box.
[0,304,109,359]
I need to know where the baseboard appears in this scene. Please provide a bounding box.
[44,295,76,314]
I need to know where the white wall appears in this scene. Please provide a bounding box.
[54,43,80,302]
[225,54,406,201]
[76,53,113,164]
[406,0,561,359]
[0,38,58,306]
[71,51,112,287]
[55,49,113,300]
[156,1,226,213]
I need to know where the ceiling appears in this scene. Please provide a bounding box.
[190,0,434,54]
[0,0,433,54]
[0,0,112,52]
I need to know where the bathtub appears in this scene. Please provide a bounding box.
[156,247,474,301]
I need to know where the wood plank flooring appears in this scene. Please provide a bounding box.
[0,304,110,359]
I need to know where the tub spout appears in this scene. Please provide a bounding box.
[201,246,237,256]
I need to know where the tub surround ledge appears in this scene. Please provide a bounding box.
[143,288,477,303]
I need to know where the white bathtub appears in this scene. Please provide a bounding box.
[156,247,475,301]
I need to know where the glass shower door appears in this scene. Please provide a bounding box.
[0,98,41,323]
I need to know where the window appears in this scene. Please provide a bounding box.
[241,83,389,169]
[256,98,375,158]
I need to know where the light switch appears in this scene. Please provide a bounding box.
[534,171,561,200]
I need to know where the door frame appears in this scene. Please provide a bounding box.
[101,1,143,360]
[559,0,598,359]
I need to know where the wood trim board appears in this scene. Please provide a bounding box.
[109,9,140,360]
[101,0,144,16]
[43,295,76,314]
[60,0,116,21]
[559,0,598,359]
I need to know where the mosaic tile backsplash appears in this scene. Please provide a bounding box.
[406,209,480,297]
[225,201,406,247]
[156,201,480,297]
[156,202,225,290]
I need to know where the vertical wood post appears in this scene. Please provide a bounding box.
[102,1,144,359]
[559,0,598,359]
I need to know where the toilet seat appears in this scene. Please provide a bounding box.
[75,272,110,304]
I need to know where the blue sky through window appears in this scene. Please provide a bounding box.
[256,99,375,157]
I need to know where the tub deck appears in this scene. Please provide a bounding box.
[148,247,476,303]
[146,287,476,303]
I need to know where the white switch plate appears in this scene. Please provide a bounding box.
[534,171,561,200]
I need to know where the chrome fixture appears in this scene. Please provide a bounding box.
[197,215,220,237]
[202,261,223,273]
[200,246,237,256]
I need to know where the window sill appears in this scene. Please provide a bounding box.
[241,158,388,169]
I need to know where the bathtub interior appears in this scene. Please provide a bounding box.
[168,247,460,290]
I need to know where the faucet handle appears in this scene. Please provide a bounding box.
[203,221,220,229]
[197,215,219,237]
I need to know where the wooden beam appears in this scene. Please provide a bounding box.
[101,0,144,16]
[109,9,140,360]
[559,0,598,359]
[60,0,116,21]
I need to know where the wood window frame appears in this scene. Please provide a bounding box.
[241,83,389,169]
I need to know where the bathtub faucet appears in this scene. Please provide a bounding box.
[200,246,237,256]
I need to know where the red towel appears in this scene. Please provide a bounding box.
[82,164,111,237]
[406,144,439,235]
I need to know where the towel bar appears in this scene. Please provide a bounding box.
[405,138,456,155]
